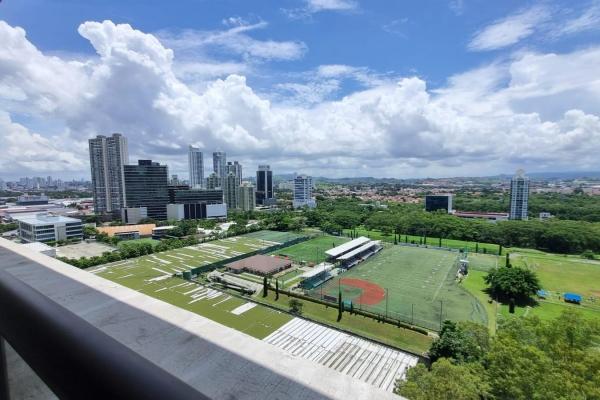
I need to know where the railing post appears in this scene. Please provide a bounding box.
[0,337,9,400]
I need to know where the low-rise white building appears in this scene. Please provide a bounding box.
[14,213,83,243]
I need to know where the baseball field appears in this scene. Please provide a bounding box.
[312,245,488,331]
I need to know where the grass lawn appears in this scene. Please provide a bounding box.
[89,231,312,339]
[117,238,160,249]
[268,235,349,265]
[462,252,600,331]
[261,291,433,355]
[314,245,487,331]
[345,227,501,254]
[468,253,499,272]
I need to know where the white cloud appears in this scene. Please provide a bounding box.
[1,20,600,179]
[157,19,307,62]
[552,3,600,37]
[468,6,551,51]
[283,0,358,20]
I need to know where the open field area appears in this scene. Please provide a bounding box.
[268,235,349,265]
[468,253,499,272]
[344,227,501,254]
[56,241,115,258]
[117,238,159,249]
[242,230,307,243]
[89,232,303,338]
[463,250,600,330]
[312,245,487,331]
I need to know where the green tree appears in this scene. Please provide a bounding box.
[484,266,540,303]
[262,276,268,297]
[289,299,303,314]
[395,358,490,400]
[429,321,489,363]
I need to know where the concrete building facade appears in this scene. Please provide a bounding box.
[226,161,243,186]
[238,182,256,211]
[212,151,227,178]
[124,160,169,220]
[510,169,529,220]
[14,213,83,243]
[256,165,275,205]
[293,175,316,209]
[188,145,204,189]
[89,133,129,216]
[223,172,239,210]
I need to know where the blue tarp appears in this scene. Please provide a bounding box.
[537,290,547,298]
[564,293,582,303]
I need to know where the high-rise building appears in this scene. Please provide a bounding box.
[213,151,227,178]
[124,160,169,220]
[425,194,452,213]
[238,182,256,211]
[205,173,222,190]
[256,165,274,205]
[88,133,129,216]
[226,161,242,186]
[223,172,239,209]
[166,188,226,220]
[293,175,316,209]
[188,146,204,188]
[510,169,529,220]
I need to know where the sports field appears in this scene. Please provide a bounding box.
[89,231,302,338]
[268,235,349,265]
[312,245,487,331]
[468,253,499,272]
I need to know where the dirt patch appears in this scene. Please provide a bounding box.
[340,278,386,305]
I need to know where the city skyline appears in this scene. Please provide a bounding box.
[2,1,600,179]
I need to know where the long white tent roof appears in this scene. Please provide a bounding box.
[301,262,334,279]
[325,236,371,258]
[337,241,380,261]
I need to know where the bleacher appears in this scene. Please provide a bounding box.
[337,241,382,269]
[299,262,335,289]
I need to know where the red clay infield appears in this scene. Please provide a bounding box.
[340,278,385,305]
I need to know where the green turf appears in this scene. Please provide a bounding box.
[242,230,307,243]
[90,232,301,338]
[462,253,600,331]
[511,252,600,298]
[117,238,160,248]
[468,253,499,272]
[261,291,433,355]
[345,227,500,254]
[268,235,349,265]
[313,245,487,331]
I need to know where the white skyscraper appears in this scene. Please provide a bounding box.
[213,152,227,178]
[293,175,316,209]
[226,161,242,186]
[188,145,204,188]
[509,169,529,220]
[238,182,256,211]
[89,133,129,216]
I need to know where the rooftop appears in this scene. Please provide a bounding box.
[338,240,381,261]
[325,236,371,258]
[225,254,291,275]
[12,213,82,225]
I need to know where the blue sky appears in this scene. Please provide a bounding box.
[1,0,600,179]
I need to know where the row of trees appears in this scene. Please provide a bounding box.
[454,191,600,222]
[396,312,600,399]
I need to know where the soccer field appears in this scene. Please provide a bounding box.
[314,245,487,331]
[89,231,300,338]
[268,235,349,265]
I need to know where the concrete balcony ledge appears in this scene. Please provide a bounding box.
[0,238,404,400]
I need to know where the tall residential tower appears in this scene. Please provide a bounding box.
[509,169,529,220]
[188,145,204,189]
[88,133,129,216]
[292,175,316,209]
[213,152,227,178]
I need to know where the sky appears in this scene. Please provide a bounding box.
[1,0,600,180]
